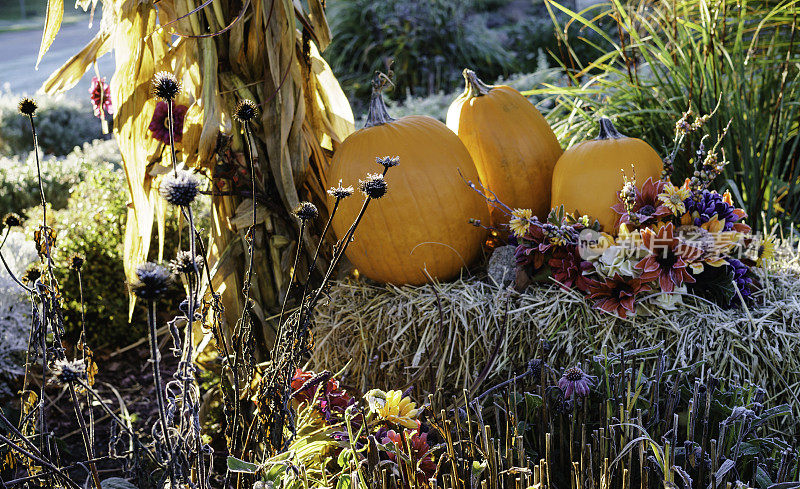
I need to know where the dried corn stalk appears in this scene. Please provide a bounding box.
[42,0,354,346]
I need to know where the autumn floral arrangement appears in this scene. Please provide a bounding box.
[483,111,775,318]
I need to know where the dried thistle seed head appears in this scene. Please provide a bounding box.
[327,180,354,199]
[22,267,42,284]
[3,213,22,228]
[159,170,199,206]
[130,262,171,300]
[170,251,204,275]
[376,155,400,169]
[50,359,86,385]
[359,173,388,199]
[234,99,258,123]
[152,71,181,100]
[69,254,85,271]
[293,201,318,221]
[18,97,38,116]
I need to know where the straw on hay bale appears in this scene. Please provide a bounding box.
[310,245,800,409]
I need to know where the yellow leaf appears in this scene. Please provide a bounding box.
[36,0,65,69]
[42,30,112,94]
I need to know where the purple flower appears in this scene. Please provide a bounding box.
[728,258,753,307]
[558,366,595,399]
[684,190,748,232]
[89,76,113,118]
[148,101,187,144]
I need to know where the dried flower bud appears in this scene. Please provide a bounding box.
[18,97,38,116]
[3,213,22,228]
[327,181,354,199]
[160,170,200,206]
[170,251,203,275]
[152,71,181,101]
[70,254,85,271]
[130,262,171,300]
[294,202,318,221]
[359,173,388,199]
[50,359,86,385]
[376,155,400,169]
[22,267,42,284]
[233,99,258,123]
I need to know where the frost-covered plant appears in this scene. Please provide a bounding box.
[0,138,121,215]
[0,231,36,395]
[0,89,101,156]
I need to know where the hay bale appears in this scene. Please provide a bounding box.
[310,245,800,408]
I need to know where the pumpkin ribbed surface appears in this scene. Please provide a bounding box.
[550,118,663,232]
[447,70,562,223]
[328,115,489,285]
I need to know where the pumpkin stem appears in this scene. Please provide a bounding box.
[364,73,396,128]
[596,117,626,140]
[462,68,492,97]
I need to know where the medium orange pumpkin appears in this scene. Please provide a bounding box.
[327,81,489,285]
[550,118,663,232]
[446,69,563,224]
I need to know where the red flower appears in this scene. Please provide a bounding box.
[635,223,703,292]
[514,220,553,270]
[611,177,672,227]
[588,274,651,318]
[89,76,113,118]
[382,429,436,483]
[149,101,187,144]
[290,369,354,422]
[548,247,595,293]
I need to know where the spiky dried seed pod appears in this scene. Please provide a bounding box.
[327,181,354,199]
[130,262,171,300]
[18,98,38,116]
[359,173,388,199]
[376,155,400,169]
[3,213,22,228]
[294,202,318,221]
[170,251,204,275]
[160,170,199,206]
[22,267,42,284]
[50,359,86,385]
[69,254,85,271]
[152,71,181,101]
[233,99,258,123]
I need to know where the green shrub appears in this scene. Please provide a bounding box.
[0,139,119,216]
[532,0,800,229]
[326,0,512,104]
[0,90,102,156]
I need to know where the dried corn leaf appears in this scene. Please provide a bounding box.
[42,30,112,94]
[36,0,64,69]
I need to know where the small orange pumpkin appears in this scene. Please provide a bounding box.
[446,69,563,224]
[327,79,489,285]
[550,117,663,232]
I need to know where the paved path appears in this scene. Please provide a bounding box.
[0,16,116,99]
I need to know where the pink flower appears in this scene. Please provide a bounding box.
[89,76,113,118]
[148,101,187,144]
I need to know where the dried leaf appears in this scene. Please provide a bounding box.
[36,0,65,69]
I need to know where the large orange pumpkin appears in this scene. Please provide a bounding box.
[327,81,489,285]
[550,118,663,232]
[446,69,563,224]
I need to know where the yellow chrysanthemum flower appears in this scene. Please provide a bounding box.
[757,235,776,267]
[509,209,533,237]
[365,389,421,430]
[657,183,691,215]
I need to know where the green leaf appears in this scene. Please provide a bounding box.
[37,0,65,69]
[226,456,259,474]
[101,478,139,489]
[524,393,543,412]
